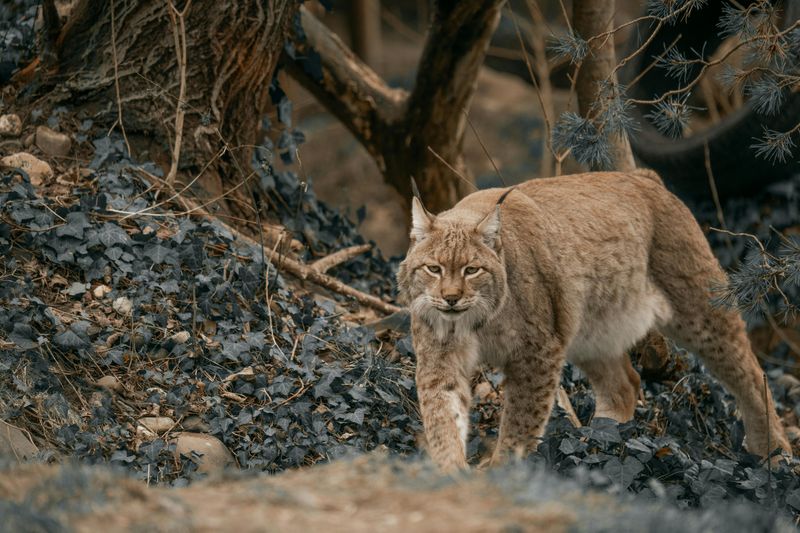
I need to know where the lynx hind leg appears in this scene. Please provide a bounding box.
[576,354,641,423]
[491,347,565,465]
[662,305,791,458]
[650,194,791,458]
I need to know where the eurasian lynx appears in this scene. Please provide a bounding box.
[397,170,791,472]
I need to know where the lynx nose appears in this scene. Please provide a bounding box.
[444,296,460,307]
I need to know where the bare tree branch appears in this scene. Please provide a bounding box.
[283,1,504,214]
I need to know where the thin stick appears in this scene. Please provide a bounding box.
[426,146,478,192]
[703,141,733,253]
[507,4,557,173]
[165,0,192,185]
[463,110,506,186]
[311,244,372,274]
[108,0,132,156]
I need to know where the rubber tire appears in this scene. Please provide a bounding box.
[619,0,800,199]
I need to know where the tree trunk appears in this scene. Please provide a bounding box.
[285,1,503,214]
[572,0,635,171]
[39,0,296,189]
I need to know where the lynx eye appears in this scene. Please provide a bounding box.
[464,266,480,276]
[425,265,442,275]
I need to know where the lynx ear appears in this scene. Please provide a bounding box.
[410,196,435,241]
[476,206,502,249]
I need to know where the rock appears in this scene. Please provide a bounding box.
[181,416,210,433]
[138,417,175,434]
[0,420,39,462]
[785,426,800,445]
[169,331,191,345]
[776,374,800,390]
[171,432,235,474]
[93,284,111,299]
[35,125,72,157]
[23,133,34,147]
[112,296,133,316]
[95,375,121,393]
[474,381,494,401]
[0,113,22,136]
[1,152,53,185]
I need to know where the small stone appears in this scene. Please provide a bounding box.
[35,126,72,157]
[474,381,493,401]
[786,426,800,444]
[0,114,22,137]
[95,375,121,392]
[777,374,800,391]
[171,432,235,474]
[1,152,53,185]
[23,133,35,147]
[113,296,133,316]
[93,284,111,299]
[138,416,175,434]
[0,420,38,462]
[181,416,210,433]
[788,385,800,404]
[169,331,191,345]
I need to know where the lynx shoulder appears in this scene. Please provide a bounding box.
[397,170,791,472]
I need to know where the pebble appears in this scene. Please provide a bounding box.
[138,417,175,434]
[35,126,72,157]
[93,284,111,299]
[1,152,53,186]
[169,331,191,344]
[776,374,800,391]
[171,432,235,474]
[474,381,494,401]
[181,416,210,433]
[0,114,22,137]
[95,375,121,393]
[112,296,133,316]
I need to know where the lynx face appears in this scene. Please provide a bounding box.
[397,198,508,338]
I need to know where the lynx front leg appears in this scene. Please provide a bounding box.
[415,337,478,472]
[491,347,565,465]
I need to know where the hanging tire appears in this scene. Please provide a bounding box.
[619,0,800,198]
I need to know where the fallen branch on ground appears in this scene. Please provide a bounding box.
[311,244,372,274]
[176,196,400,315]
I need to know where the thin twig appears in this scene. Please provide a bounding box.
[463,110,506,186]
[426,146,478,192]
[507,3,557,174]
[703,141,733,253]
[108,0,132,156]
[165,0,192,185]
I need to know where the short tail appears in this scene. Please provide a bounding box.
[630,168,665,187]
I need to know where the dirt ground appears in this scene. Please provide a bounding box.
[2,453,792,533]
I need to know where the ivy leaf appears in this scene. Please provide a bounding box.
[603,456,644,489]
[56,212,92,239]
[92,222,130,248]
[53,327,89,350]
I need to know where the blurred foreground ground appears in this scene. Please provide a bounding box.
[1,453,793,533]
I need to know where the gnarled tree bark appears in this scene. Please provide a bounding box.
[284,1,504,214]
[32,0,297,193]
